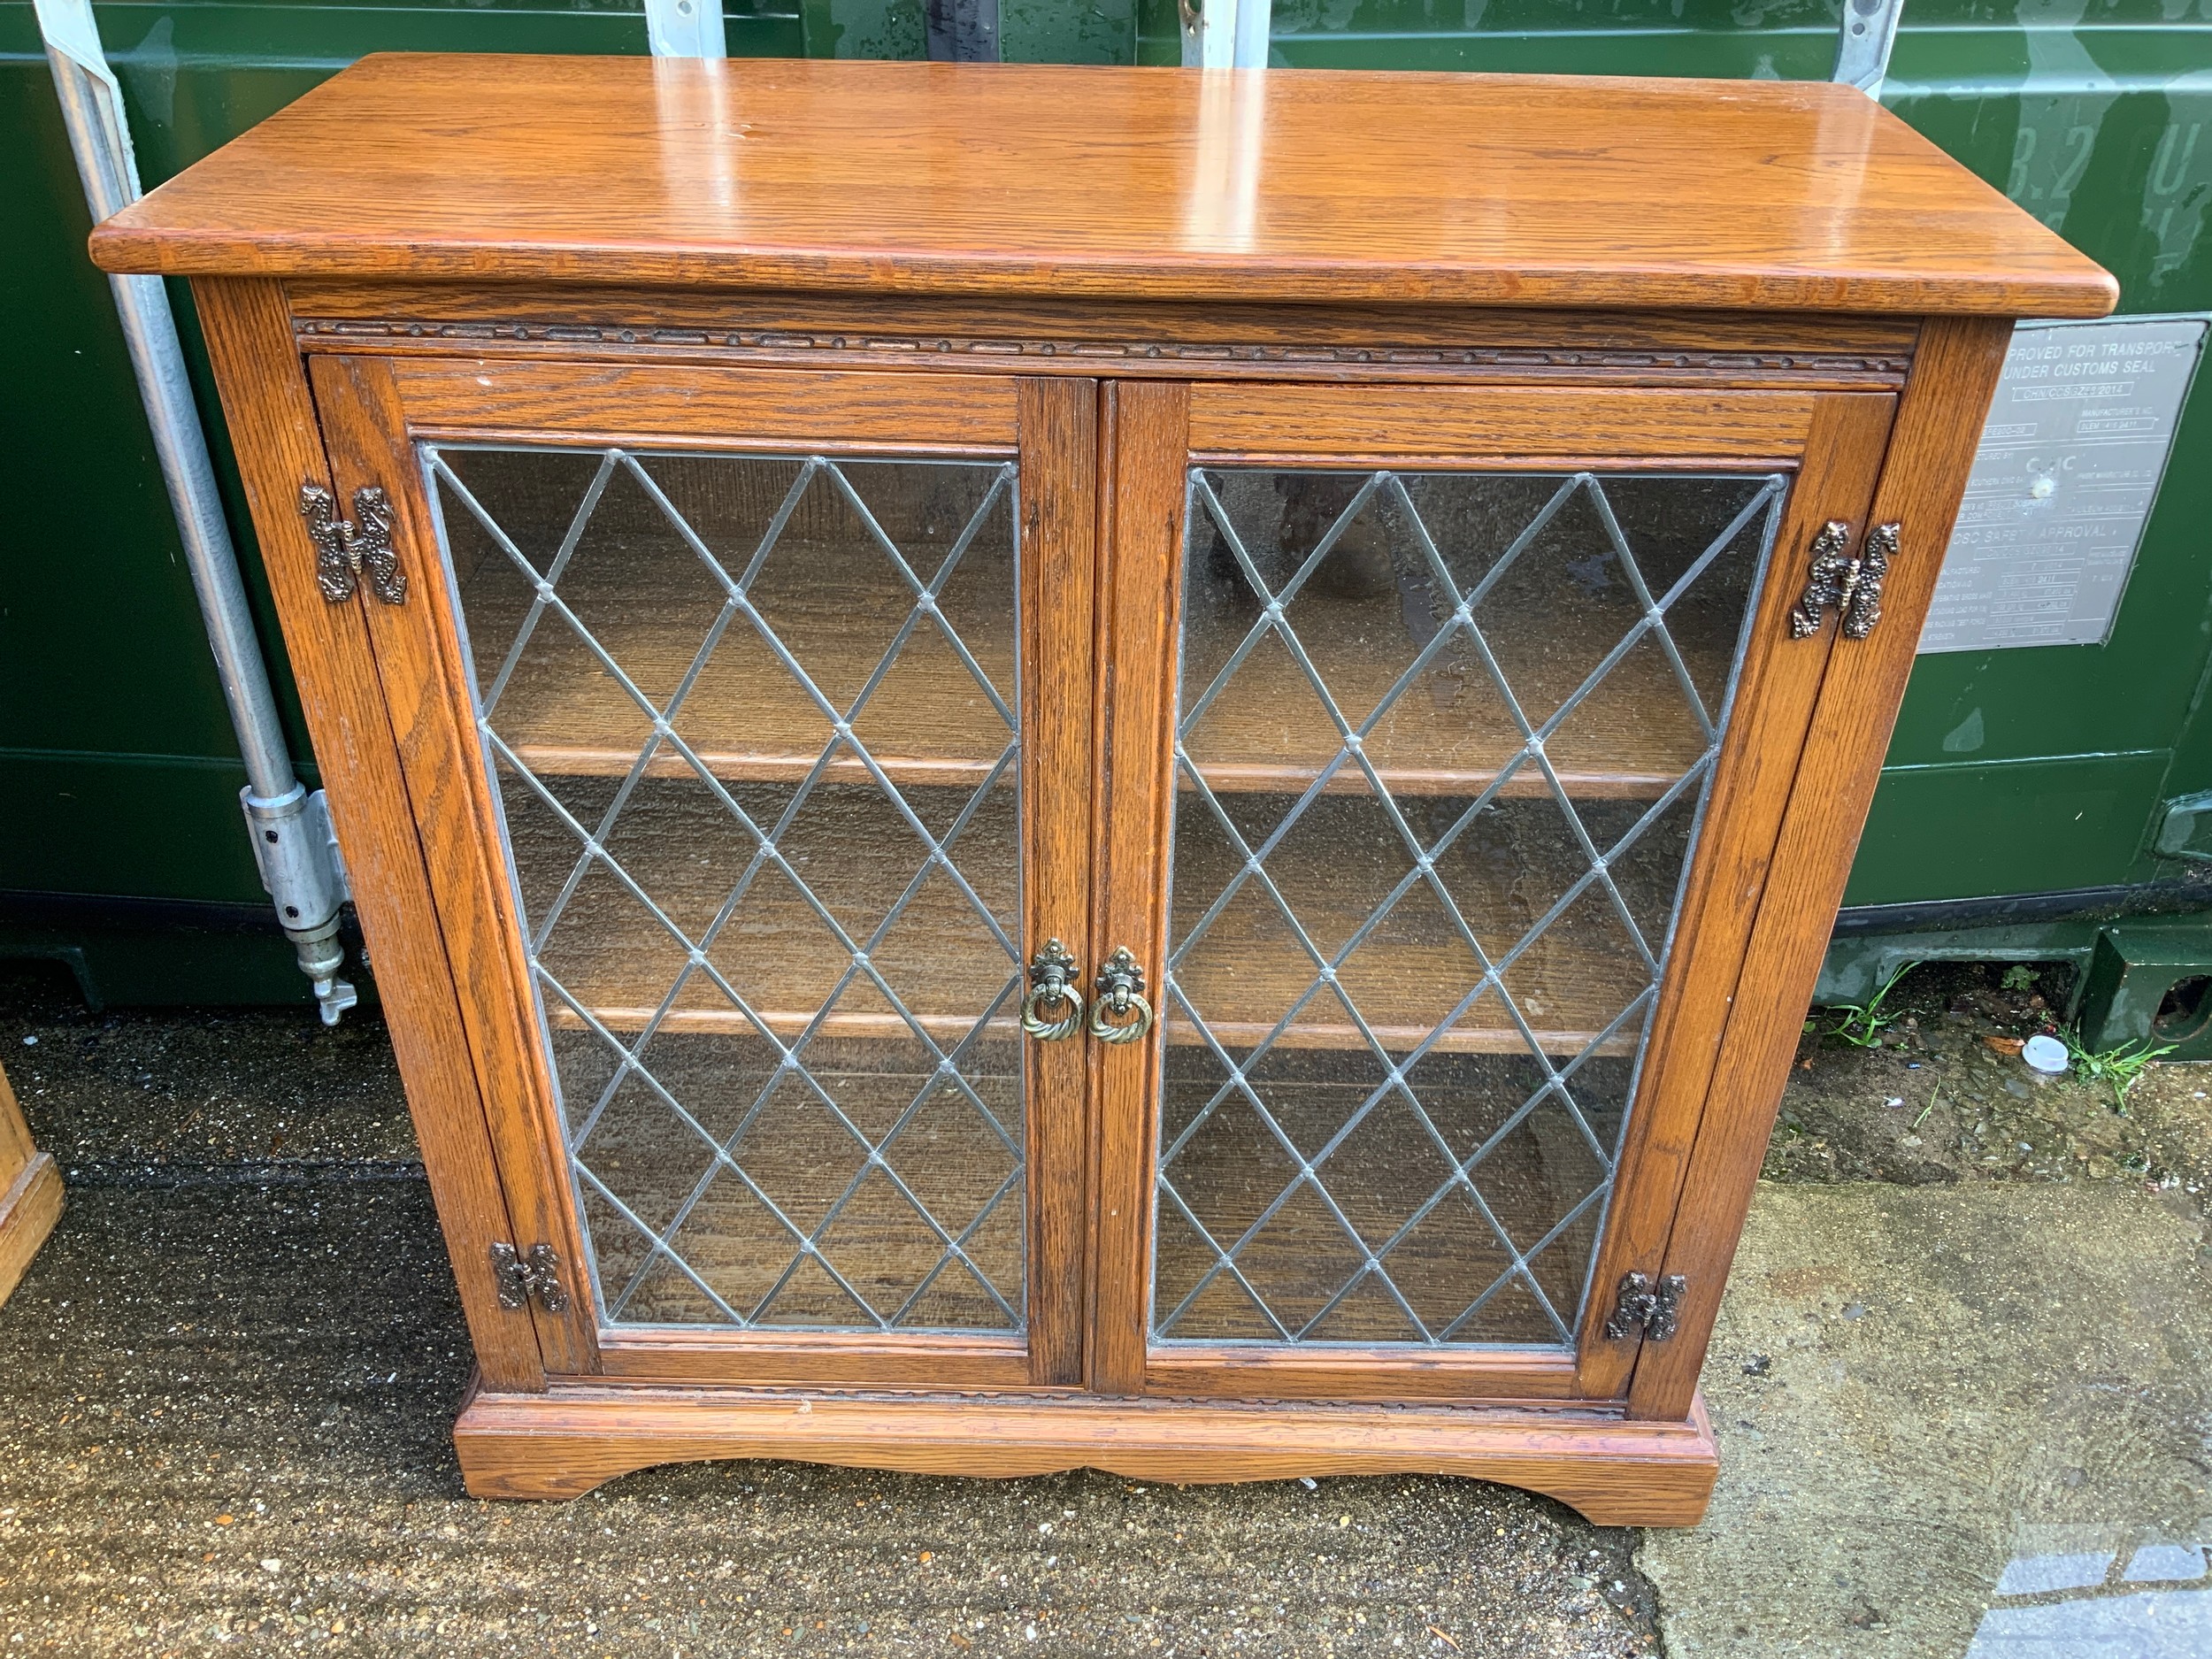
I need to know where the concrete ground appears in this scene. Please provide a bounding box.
[0,966,1656,1658]
[1644,961,2212,1658]
[1638,1182,2212,1657]
[1,959,2208,1656]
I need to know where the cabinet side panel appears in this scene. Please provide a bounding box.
[192,279,547,1391]
[1019,378,1100,1387]
[1627,316,2014,1421]
[1088,380,1192,1396]
[1573,393,1894,1399]
[308,351,598,1376]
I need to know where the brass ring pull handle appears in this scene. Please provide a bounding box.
[1020,938,1084,1041]
[1089,947,1154,1044]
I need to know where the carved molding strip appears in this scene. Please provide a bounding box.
[295,317,1909,378]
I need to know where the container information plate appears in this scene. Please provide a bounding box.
[1917,316,2206,654]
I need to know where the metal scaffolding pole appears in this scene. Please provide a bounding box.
[35,0,356,1024]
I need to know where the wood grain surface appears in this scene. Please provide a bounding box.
[1571,392,1894,1399]
[1141,1343,1577,1402]
[287,280,1924,364]
[0,1153,61,1313]
[194,279,549,1389]
[1187,385,1820,464]
[1018,377,1100,1387]
[1087,381,1191,1396]
[389,358,1018,452]
[588,1330,1034,1388]
[1625,318,2016,1421]
[94,57,2113,318]
[454,1377,1719,1525]
[311,352,601,1376]
[284,281,1922,390]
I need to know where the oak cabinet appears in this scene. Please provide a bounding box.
[92,54,2114,1525]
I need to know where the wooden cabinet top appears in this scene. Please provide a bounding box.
[92,54,2114,319]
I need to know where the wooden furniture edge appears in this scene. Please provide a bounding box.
[88,60,2115,319]
[1186,383,1822,462]
[283,280,1923,349]
[313,351,600,1372]
[1141,1344,1580,1402]
[0,1060,58,1308]
[1624,315,2017,1420]
[191,275,551,1390]
[1087,381,1191,1394]
[1018,376,1101,1388]
[594,1331,1037,1388]
[452,1376,1718,1525]
[386,356,1020,449]
[1571,390,1896,1396]
[94,233,2119,320]
[0,1154,63,1310]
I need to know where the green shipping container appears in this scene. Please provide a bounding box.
[5,0,2209,1008]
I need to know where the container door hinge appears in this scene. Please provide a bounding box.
[489,1242,570,1315]
[1603,1271,1686,1341]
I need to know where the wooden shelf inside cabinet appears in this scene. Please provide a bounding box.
[473,541,1728,804]
[1177,588,1717,802]
[506,772,1653,1056]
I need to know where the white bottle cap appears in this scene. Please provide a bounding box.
[2021,1033,2070,1075]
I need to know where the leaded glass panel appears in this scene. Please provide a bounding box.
[425,445,1025,1333]
[1154,467,1785,1348]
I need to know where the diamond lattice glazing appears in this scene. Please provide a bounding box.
[426,445,1026,1333]
[1155,467,1786,1347]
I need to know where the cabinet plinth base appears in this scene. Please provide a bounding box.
[452,1378,1717,1526]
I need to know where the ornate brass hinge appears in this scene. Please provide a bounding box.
[489,1241,570,1314]
[299,480,405,605]
[1788,519,1895,641]
[1603,1270,1686,1341]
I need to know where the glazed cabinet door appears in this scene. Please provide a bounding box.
[1089,380,1898,1403]
[305,356,1096,1391]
